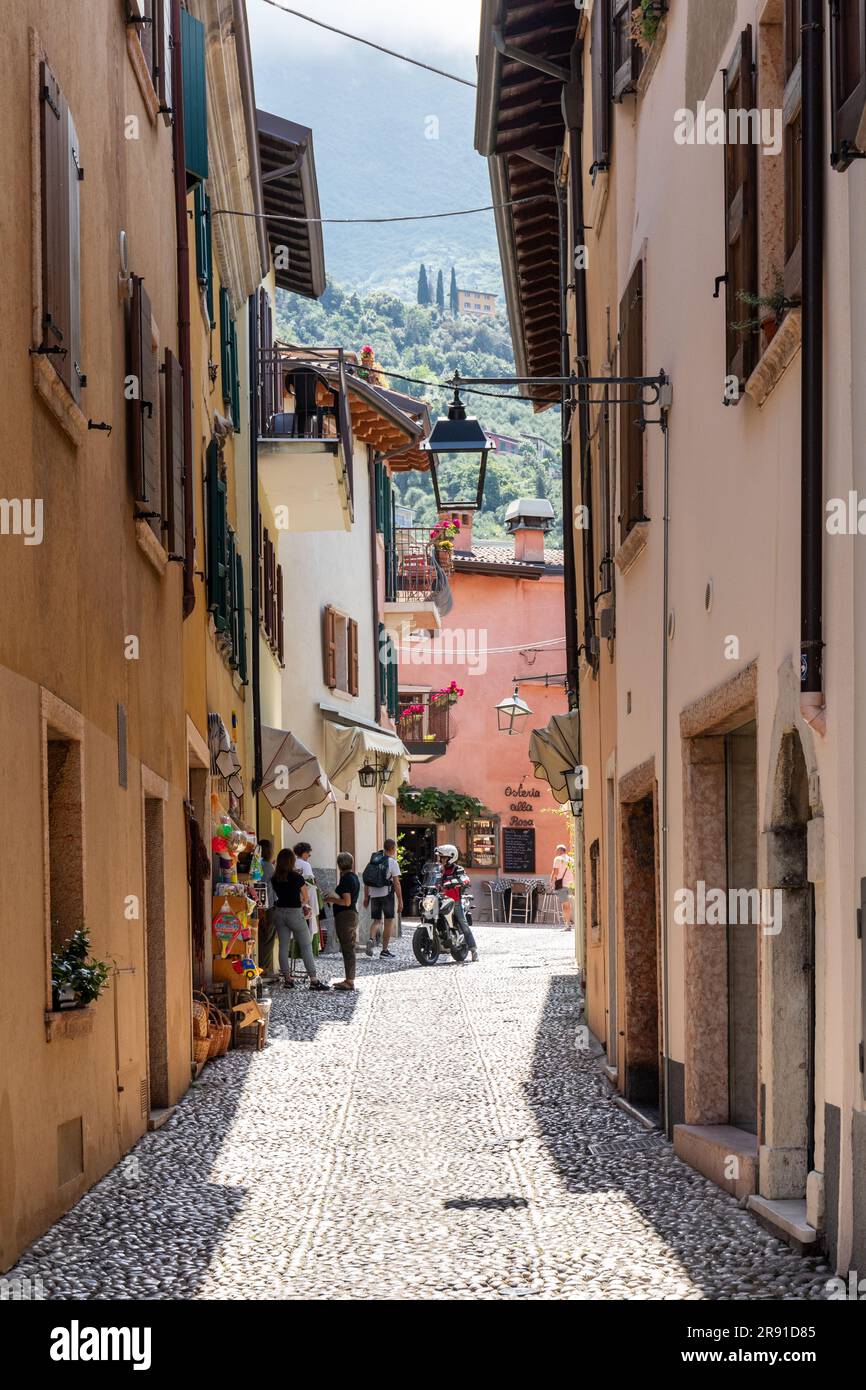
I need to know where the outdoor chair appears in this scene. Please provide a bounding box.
[507,879,535,924]
[537,887,563,925]
[482,879,506,922]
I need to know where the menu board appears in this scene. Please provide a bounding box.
[502,827,535,874]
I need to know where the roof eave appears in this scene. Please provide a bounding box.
[474,0,506,156]
[233,0,269,280]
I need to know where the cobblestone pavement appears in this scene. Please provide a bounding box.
[11,927,832,1300]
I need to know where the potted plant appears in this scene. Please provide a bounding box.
[51,927,112,1012]
[631,1,666,53]
[430,515,461,572]
[732,274,792,350]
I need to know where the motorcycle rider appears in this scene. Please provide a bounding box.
[436,844,478,963]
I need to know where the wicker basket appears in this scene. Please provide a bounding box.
[207,1003,232,1058]
[192,991,209,1040]
[193,1033,210,1064]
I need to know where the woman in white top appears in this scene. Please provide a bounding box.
[550,844,574,931]
[293,842,320,948]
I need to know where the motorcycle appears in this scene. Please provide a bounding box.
[412,887,471,965]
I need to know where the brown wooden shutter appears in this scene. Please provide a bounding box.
[783,1,803,298]
[66,113,82,403]
[39,59,72,393]
[269,540,277,647]
[831,0,866,168]
[276,565,285,666]
[323,605,337,688]
[128,276,161,531]
[155,0,173,123]
[723,26,759,389]
[258,515,264,623]
[163,348,185,559]
[263,527,272,638]
[618,259,644,541]
[591,0,612,176]
[348,619,359,696]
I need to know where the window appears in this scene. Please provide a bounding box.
[37,58,83,404]
[46,732,85,956]
[125,1,173,121]
[591,0,612,176]
[205,444,247,676]
[612,0,643,101]
[589,839,601,944]
[127,275,162,539]
[376,621,398,718]
[618,259,645,541]
[257,287,274,430]
[783,1,802,300]
[831,1,866,168]
[219,288,240,430]
[162,347,185,561]
[194,183,213,325]
[260,523,284,663]
[323,606,359,695]
[723,26,760,391]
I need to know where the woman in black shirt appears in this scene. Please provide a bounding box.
[272,849,329,990]
[325,851,361,991]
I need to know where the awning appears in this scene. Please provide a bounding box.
[324,722,410,796]
[260,726,337,830]
[256,110,326,299]
[208,712,244,797]
[528,711,580,804]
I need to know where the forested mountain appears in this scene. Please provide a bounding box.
[277,282,563,543]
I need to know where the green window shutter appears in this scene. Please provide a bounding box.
[378,622,387,706]
[230,318,240,430]
[181,8,208,183]
[374,458,384,531]
[206,443,228,629]
[219,286,231,400]
[226,528,237,663]
[235,550,248,684]
[387,640,399,720]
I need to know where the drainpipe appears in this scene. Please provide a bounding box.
[248,294,263,827]
[563,42,596,679]
[171,0,195,619]
[660,405,672,1138]
[800,0,825,735]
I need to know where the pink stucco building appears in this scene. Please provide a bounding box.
[396,501,568,916]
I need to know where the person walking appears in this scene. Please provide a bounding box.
[324,852,361,991]
[258,839,278,981]
[293,841,321,948]
[362,837,402,959]
[551,844,574,932]
[272,848,330,991]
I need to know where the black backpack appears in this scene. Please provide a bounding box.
[362,850,391,889]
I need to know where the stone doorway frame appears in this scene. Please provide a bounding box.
[758,659,823,1203]
[618,757,662,1108]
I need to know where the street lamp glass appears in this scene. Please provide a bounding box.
[495,686,532,735]
[358,761,378,789]
[420,388,496,511]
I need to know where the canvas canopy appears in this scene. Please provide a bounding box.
[260,726,337,830]
[528,711,581,804]
[324,721,410,796]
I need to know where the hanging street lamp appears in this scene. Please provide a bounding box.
[420,377,496,512]
[564,766,585,818]
[357,761,379,789]
[495,684,533,735]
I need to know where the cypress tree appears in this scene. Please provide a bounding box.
[436,269,445,311]
[449,266,459,316]
[417,264,430,305]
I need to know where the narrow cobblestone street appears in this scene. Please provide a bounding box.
[13,928,831,1301]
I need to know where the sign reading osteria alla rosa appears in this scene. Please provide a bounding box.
[504,782,541,814]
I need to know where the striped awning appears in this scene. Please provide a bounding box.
[528,711,580,805]
[260,727,337,830]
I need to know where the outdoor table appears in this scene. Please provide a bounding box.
[500,877,546,922]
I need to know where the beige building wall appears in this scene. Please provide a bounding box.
[0,2,192,1269]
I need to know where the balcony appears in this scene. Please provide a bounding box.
[384,528,452,636]
[256,349,354,532]
[397,692,453,762]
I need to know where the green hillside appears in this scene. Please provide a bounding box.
[276,281,563,543]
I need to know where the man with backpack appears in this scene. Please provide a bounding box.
[362,838,402,958]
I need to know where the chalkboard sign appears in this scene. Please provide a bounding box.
[502,827,535,874]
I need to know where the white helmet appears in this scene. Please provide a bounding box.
[436,844,459,865]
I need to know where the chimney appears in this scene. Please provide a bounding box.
[505,498,555,563]
[437,508,475,555]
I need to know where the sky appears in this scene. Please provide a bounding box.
[247,0,483,69]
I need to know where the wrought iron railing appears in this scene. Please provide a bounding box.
[397,692,452,752]
[386,528,453,615]
[256,346,353,505]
